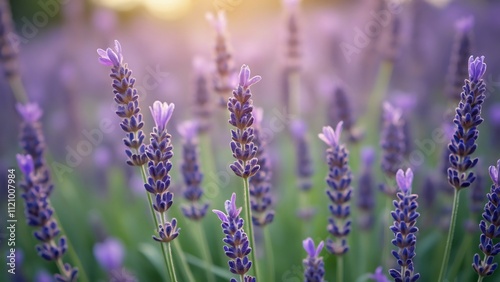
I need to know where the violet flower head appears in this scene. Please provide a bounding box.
[370,266,390,282]
[227,64,261,179]
[472,160,500,278]
[249,107,274,227]
[93,238,124,271]
[320,121,352,256]
[16,153,34,176]
[145,100,179,243]
[213,193,254,280]
[447,56,487,191]
[302,237,325,282]
[291,119,314,191]
[390,168,420,281]
[16,103,43,123]
[98,40,147,167]
[328,84,360,143]
[97,40,122,67]
[149,101,175,132]
[178,120,209,221]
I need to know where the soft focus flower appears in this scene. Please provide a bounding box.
[16,102,43,123]
[318,121,343,148]
[149,101,175,132]
[369,266,390,282]
[302,237,325,282]
[97,40,122,67]
[93,238,124,271]
[16,154,34,176]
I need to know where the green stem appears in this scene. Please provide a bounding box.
[382,196,392,269]
[264,228,275,281]
[243,177,260,279]
[166,243,178,282]
[193,222,216,282]
[447,232,472,280]
[337,256,344,282]
[438,189,461,282]
[478,276,484,282]
[172,240,196,282]
[139,167,173,281]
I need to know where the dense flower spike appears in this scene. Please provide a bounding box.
[178,120,209,220]
[206,11,236,102]
[357,147,376,230]
[16,154,78,281]
[446,16,474,102]
[302,238,325,282]
[319,122,352,255]
[228,64,261,179]
[0,0,19,78]
[380,102,406,196]
[290,119,314,191]
[192,56,213,133]
[97,40,147,167]
[328,84,361,143]
[390,168,420,282]
[213,193,255,281]
[144,101,179,243]
[447,56,487,191]
[472,160,500,278]
[249,108,274,227]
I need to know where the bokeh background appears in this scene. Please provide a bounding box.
[1,0,500,281]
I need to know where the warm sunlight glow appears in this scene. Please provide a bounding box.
[93,0,140,11]
[144,0,192,21]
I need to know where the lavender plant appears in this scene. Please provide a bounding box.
[213,193,256,282]
[93,238,137,282]
[192,57,213,133]
[390,168,420,281]
[328,84,361,143]
[439,55,488,281]
[227,64,261,279]
[319,121,352,281]
[290,119,314,192]
[358,147,376,230]
[302,237,325,282]
[16,103,78,282]
[472,160,500,280]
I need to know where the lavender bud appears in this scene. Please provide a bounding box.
[302,237,325,282]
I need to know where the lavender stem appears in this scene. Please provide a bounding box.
[243,177,260,279]
[264,228,275,281]
[438,189,461,281]
[337,256,344,282]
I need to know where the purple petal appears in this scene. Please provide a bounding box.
[97,48,108,57]
[302,237,315,257]
[98,57,113,66]
[16,154,34,176]
[212,209,228,223]
[239,65,250,87]
[106,48,120,67]
[245,75,262,88]
[334,121,344,145]
[396,169,407,193]
[468,56,487,82]
[405,168,413,192]
[16,102,43,123]
[315,241,324,257]
[490,164,499,185]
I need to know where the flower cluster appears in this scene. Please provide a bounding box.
[97,40,147,167]
[192,57,212,133]
[380,102,406,196]
[472,160,500,278]
[16,104,77,282]
[290,119,314,191]
[302,237,325,282]
[389,168,420,282]
[146,101,179,243]
[328,84,360,143]
[319,122,352,255]
[178,120,209,221]
[227,64,261,179]
[249,108,274,227]
[357,147,376,230]
[213,193,255,281]
[447,56,487,191]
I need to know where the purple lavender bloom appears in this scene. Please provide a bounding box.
[370,266,390,282]
[357,147,376,230]
[472,160,500,278]
[16,154,34,176]
[145,101,179,243]
[249,108,274,227]
[93,238,124,271]
[0,0,19,78]
[447,56,487,191]
[290,119,314,191]
[319,122,352,255]
[228,65,261,179]
[178,120,209,221]
[97,40,147,167]
[192,56,213,133]
[302,237,325,282]
[213,193,255,281]
[328,84,361,143]
[445,16,474,102]
[380,102,406,196]
[390,168,420,282]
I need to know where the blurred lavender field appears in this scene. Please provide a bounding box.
[1,0,500,281]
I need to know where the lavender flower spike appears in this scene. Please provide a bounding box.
[228,64,261,179]
[213,193,255,281]
[370,266,390,282]
[290,119,314,192]
[390,168,420,281]
[320,121,352,256]
[472,160,500,278]
[16,103,43,123]
[302,237,325,282]
[97,40,122,67]
[16,154,34,176]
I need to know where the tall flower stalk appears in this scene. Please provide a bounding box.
[319,121,352,282]
[97,41,185,282]
[227,64,261,279]
[390,168,420,281]
[438,55,487,281]
[473,160,500,281]
[213,193,256,282]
